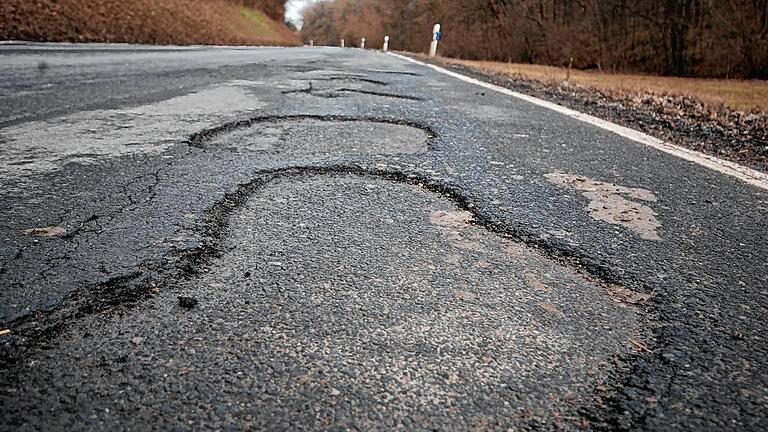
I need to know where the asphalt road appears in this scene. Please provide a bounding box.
[1,43,766,431]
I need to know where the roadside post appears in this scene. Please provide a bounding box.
[429,24,441,58]
[341,38,345,48]
[309,40,314,47]
[383,36,390,52]
[361,38,366,49]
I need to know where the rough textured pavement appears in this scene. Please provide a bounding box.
[1,43,767,430]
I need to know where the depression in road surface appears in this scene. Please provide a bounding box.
[1,174,648,430]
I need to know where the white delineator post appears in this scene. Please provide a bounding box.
[383,36,390,52]
[341,38,345,48]
[309,39,314,47]
[360,38,366,49]
[429,23,441,58]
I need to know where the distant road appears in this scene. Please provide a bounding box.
[1,43,766,431]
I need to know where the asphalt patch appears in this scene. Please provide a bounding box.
[193,116,431,156]
[0,173,649,430]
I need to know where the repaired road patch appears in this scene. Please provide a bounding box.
[1,173,650,430]
[199,117,430,156]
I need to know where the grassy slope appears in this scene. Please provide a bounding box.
[440,58,768,113]
[0,0,299,46]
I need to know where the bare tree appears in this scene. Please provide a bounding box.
[300,0,768,78]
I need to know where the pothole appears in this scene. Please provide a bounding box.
[193,116,431,156]
[1,173,650,430]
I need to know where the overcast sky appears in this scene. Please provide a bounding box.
[285,0,315,28]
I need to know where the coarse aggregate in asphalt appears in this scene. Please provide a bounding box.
[1,44,767,431]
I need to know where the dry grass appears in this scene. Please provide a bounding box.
[0,0,300,46]
[441,58,768,112]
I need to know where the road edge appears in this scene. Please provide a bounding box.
[387,52,768,192]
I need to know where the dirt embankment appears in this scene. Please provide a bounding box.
[0,0,299,46]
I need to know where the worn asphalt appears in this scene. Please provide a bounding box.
[0,43,767,431]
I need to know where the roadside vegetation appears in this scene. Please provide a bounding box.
[0,0,299,46]
[301,0,768,79]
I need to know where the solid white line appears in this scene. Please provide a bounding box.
[387,52,768,191]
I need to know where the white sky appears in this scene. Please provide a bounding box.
[285,0,314,28]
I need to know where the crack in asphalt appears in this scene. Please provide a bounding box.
[282,83,424,101]
[364,69,423,77]
[300,76,389,86]
[115,169,162,217]
[336,88,424,101]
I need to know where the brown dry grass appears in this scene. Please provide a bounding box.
[440,58,768,112]
[0,0,300,46]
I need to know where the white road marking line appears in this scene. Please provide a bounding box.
[387,52,768,191]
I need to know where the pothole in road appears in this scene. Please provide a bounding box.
[195,116,431,156]
[4,173,650,430]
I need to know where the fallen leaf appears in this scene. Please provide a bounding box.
[24,226,66,238]
[0,329,10,337]
[628,337,651,353]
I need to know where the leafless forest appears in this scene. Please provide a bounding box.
[301,0,768,79]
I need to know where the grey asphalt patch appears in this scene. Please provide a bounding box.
[0,173,646,430]
[203,117,429,156]
[0,81,266,181]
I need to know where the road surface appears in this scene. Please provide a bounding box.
[1,43,767,430]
